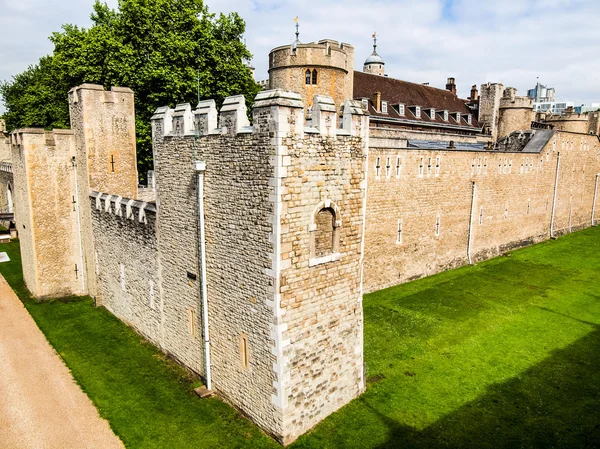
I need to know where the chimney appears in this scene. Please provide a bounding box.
[371,92,382,112]
[470,85,479,102]
[446,77,457,95]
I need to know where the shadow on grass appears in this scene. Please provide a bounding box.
[364,312,600,449]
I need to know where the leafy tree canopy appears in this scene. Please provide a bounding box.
[0,0,260,178]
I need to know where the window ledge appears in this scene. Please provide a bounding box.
[309,252,341,267]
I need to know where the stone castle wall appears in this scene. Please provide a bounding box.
[9,129,84,298]
[133,90,366,445]
[363,129,600,293]
[90,193,160,343]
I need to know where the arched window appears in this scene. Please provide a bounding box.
[305,69,311,85]
[309,200,341,267]
[312,69,318,85]
[314,208,334,257]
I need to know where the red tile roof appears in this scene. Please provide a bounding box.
[353,71,481,131]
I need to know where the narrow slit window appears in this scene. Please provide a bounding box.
[527,199,531,215]
[240,334,249,369]
[189,309,197,338]
[395,157,402,178]
[435,156,440,176]
[375,157,381,177]
[419,157,424,177]
[385,157,391,178]
[397,220,403,244]
[479,207,483,225]
[427,157,432,176]
[435,215,441,236]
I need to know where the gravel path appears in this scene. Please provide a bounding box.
[0,275,124,449]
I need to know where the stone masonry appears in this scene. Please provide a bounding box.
[146,90,367,444]
[69,84,139,300]
[9,129,84,298]
[363,129,600,292]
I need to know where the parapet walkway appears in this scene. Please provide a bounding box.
[0,275,123,449]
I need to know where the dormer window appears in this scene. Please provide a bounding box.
[382,101,388,114]
[454,112,462,123]
[415,106,421,118]
[398,104,405,116]
[362,98,369,110]
[467,114,472,125]
[443,110,449,121]
[429,108,436,119]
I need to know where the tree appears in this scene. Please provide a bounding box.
[1,0,260,179]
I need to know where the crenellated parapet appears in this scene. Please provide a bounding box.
[151,89,369,143]
[90,191,155,226]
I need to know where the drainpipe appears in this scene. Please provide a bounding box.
[467,181,476,265]
[550,152,561,238]
[592,173,599,226]
[195,160,212,391]
[72,156,86,293]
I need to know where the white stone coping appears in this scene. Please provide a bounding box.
[309,252,341,267]
[90,191,156,223]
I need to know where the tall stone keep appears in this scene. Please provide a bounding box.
[9,129,84,298]
[150,90,368,444]
[69,84,140,299]
[269,39,354,111]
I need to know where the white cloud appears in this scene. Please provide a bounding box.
[1,0,599,114]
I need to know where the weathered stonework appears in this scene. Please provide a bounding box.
[69,84,140,300]
[269,40,354,112]
[9,129,83,298]
[497,88,535,139]
[90,192,160,342]
[362,128,600,292]
[146,90,367,444]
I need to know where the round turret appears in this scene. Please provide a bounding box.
[268,38,354,111]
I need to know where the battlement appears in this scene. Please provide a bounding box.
[90,191,155,225]
[151,90,368,141]
[9,128,74,148]
[269,39,354,74]
[500,87,533,109]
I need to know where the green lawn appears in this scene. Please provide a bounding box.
[1,227,600,448]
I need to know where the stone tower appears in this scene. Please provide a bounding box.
[150,90,368,444]
[363,33,385,76]
[9,129,84,298]
[478,82,504,140]
[497,87,535,139]
[269,38,354,110]
[68,84,139,300]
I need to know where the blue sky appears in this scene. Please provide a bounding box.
[1,0,599,113]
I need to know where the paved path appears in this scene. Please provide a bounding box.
[0,274,124,449]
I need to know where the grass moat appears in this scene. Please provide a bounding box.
[1,227,599,448]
